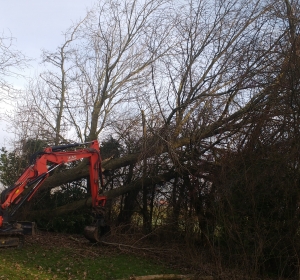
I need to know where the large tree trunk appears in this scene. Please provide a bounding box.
[36,105,261,193]
[26,171,176,220]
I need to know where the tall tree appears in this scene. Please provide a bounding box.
[12,0,170,145]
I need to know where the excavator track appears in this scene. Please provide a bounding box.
[0,232,24,248]
[0,221,35,248]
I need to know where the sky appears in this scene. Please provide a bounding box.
[0,0,96,61]
[0,0,97,147]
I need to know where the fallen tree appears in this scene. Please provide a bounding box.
[23,83,280,220]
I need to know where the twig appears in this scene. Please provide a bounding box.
[100,240,159,252]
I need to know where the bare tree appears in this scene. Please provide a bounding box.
[13,0,170,145]
[39,15,89,145]
[12,16,89,145]
[0,32,29,98]
[68,0,171,141]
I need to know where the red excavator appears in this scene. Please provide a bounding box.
[0,140,109,247]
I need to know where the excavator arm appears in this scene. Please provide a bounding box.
[0,140,108,247]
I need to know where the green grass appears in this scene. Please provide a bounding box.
[0,244,177,280]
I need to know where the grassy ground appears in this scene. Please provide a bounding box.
[0,232,179,280]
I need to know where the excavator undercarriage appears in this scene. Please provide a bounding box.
[0,221,35,247]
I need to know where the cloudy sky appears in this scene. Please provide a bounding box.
[0,0,97,146]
